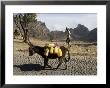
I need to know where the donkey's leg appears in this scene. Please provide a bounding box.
[55,58,67,70]
[55,58,62,70]
[47,64,52,69]
[43,58,48,69]
[46,58,52,69]
[62,58,67,70]
[43,58,52,69]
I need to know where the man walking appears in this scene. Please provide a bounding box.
[65,27,71,48]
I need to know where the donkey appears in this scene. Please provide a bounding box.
[28,42,70,70]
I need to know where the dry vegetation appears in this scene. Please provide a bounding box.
[13,38,97,75]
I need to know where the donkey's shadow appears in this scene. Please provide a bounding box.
[14,64,44,71]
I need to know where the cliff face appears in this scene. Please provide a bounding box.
[28,21,50,39]
[86,28,97,42]
[72,24,89,37]
[14,20,50,40]
[69,24,97,42]
[70,24,90,41]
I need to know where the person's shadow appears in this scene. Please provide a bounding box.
[14,64,44,71]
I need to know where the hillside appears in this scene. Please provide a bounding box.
[28,21,50,40]
[87,28,97,42]
[69,24,97,42]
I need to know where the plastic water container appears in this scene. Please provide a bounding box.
[50,47,54,54]
[58,49,62,57]
[54,46,59,54]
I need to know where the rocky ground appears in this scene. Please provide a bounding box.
[13,39,97,75]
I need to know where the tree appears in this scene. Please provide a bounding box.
[13,29,20,39]
[14,13,37,42]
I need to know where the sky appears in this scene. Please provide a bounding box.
[37,13,97,31]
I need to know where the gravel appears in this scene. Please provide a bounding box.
[13,51,97,75]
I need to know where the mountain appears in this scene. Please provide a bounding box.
[69,24,90,41]
[86,28,97,42]
[13,20,50,40]
[69,24,97,42]
[28,21,50,40]
[73,24,89,37]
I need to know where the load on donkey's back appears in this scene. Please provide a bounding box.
[44,43,62,57]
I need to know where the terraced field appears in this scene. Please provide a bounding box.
[13,39,97,75]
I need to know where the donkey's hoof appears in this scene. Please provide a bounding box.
[42,66,46,70]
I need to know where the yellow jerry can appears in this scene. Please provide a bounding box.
[58,48,62,57]
[50,47,54,54]
[54,46,59,54]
